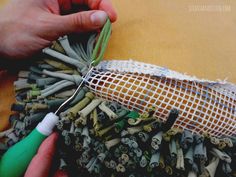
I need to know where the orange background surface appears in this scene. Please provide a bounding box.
[0,0,236,131]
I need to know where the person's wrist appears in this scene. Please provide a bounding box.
[0,14,8,60]
[0,16,17,70]
[0,33,11,70]
[0,30,8,70]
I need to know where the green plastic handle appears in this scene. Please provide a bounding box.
[0,129,46,177]
[0,112,58,177]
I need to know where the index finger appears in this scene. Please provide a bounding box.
[58,0,117,22]
[86,0,117,22]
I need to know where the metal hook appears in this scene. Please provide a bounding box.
[55,64,94,115]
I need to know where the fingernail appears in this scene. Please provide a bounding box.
[91,11,108,26]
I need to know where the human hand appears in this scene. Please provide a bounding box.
[0,0,117,59]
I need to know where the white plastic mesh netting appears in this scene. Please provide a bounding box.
[87,60,236,137]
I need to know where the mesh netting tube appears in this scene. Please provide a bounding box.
[87,60,236,137]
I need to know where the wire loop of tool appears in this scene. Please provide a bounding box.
[55,65,94,115]
[55,19,112,115]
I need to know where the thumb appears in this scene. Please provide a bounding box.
[24,133,58,177]
[37,132,58,157]
[55,10,108,35]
